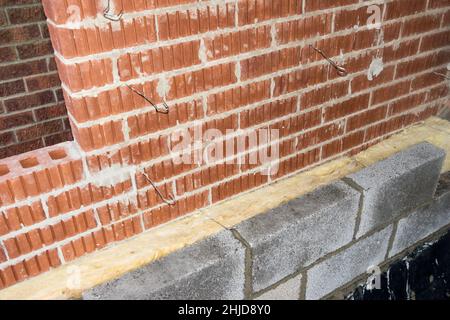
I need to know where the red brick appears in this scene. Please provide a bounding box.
[342,130,365,152]
[334,5,372,32]
[347,105,388,132]
[167,62,237,101]
[0,79,25,98]
[384,40,420,63]
[127,99,204,139]
[71,119,125,151]
[42,0,197,24]
[118,40,201,81]
[56,57,114,92]
[205,26,272,60]
[0,132,15,147]
[0,245,6,263]
[97,200,138,225]
[17,39,54,60]
[411,70,447,91]
[34,103,67,121]
[301,80,349,109]
[351,65,395,93]
[322,139,343,159]
[45,131,73,146]
[0,139,44,160]
[324,94,370,122]
[212,171,268,203]
[425,84,449,103]
[0,59,47,82]
[0,47,17,63]
[240,47,302,80]
[385,0,427,20]
[11,262,29,282]
[305,0,358,12]
[273,64,328,97]
[383,21,402,42]
[64,80,161,123]
[4,90,55,112]
[0,25,41,46]
[396,53,446,79]
[0,111,34,130]
[240,97,297,129]
[371,80,411,105]
[16,120,64,142]
[47,16,158,59]
[276,14,332,44]
[401,14,442,37]
[238,0,302,25]
[389,92,427,115]
[428,0,450,8]
[208,80,271,115]
[7,5,46,24]
[420,30,450,53]
[158,3,235,40]
[1,202,46,236]
[25,73,61,92]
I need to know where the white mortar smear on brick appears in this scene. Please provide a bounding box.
[367,58,384,81]
[90,164,133,188]
[157,76,170,98]
[198,39,208,63]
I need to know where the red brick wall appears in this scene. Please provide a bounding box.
[0,0,449,290]
[0,0,72,159]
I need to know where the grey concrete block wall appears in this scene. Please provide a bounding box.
[255,275,302,300]
[83,230,246,300]
[389,191,450,257]
[305,226,393,300]
[347,142,445,238]
[81,143,450,300]
[234,181,359,293]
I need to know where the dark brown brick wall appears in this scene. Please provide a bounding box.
[0,0,72,159]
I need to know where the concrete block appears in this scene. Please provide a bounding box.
[83,230,245,300]
[255,275,302,300]
[306,225,393,300]
[235,180,359,293]
[390,192,450,257]
[347,142,445,238]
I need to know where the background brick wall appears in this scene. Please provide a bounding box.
[0,0,72,160]
[0,0,449,290]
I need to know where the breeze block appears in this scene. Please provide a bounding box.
[234,180,359,293]
[84,230,246,300]
[347,142,445,238]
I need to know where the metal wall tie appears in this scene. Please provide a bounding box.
[309,44,348,77]
[127,84,170,114]
[142,171,177,206]
[103,0,123,21]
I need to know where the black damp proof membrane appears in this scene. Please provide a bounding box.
[347,229,450,300]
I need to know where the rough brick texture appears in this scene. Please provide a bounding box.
[0,0,449,291]
[0,1,72,159]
